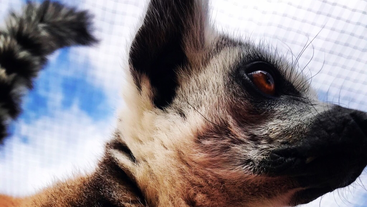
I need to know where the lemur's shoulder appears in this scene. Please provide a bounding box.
[2,139,146,206]
[0,195,21,207]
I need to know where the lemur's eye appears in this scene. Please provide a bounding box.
[248,70,275,96]
[245,61,277,96]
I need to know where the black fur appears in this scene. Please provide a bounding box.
[0,1,97,143]
[129,0,198,109]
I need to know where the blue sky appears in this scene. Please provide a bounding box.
[21,48,111,123]
[1,0,367,206]
[9,48,113,146]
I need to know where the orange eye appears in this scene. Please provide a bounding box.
[248,70,275,96]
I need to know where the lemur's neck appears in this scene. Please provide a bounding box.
[92,143,146,207]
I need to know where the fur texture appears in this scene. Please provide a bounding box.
[1,0,367,207]
[0,0,96,143]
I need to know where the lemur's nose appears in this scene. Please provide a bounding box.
[261,105,367,203]
[296,105,367,165]
[349,110,367,140]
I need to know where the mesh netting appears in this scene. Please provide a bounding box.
[0,0,366,206]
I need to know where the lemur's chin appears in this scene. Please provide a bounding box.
[290,187,333,205]
[289,172,363,205]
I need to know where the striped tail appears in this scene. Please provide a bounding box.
[0,0,97,143]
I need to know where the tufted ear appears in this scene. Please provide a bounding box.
[129,0,210,109]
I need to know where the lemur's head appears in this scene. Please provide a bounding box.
[109,0,367,206]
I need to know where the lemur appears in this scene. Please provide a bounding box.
[1,1,367,206]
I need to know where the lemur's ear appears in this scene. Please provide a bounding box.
[129,0,210,109]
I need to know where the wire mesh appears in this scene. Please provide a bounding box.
[0,0,366,206]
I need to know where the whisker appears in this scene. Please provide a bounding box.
[300,44,314,77]
[294,44,315,91]
[186,101,225,130]
[295,25,325,67]
[295,36,311,68]
[337,75,349,108]
[275,37,297,67]
[303,53,325,92]
[318,195,323,207]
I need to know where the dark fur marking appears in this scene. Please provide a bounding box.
[97,154,146,206]
[150,37,187,109]
[70,155,145,207]
[97,197,120,207]
[176,108,187,119]
[0,42,38,87]
[129,0,198,109]
[0,78,22,119]
[108,133,137,163]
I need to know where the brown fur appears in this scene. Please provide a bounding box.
[0,195,21,207]
[2,0,367,206]
[1,140,146,207]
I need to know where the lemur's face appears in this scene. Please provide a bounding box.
[113,0,367,206]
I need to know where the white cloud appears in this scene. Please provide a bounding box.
[1,0,367,206]
[0,0,23,27]
[65,0,149,104]
[0,104,114,196]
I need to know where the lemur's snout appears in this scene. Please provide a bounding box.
[262,106,367,204]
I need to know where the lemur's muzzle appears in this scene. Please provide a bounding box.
[262,106,367,204]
